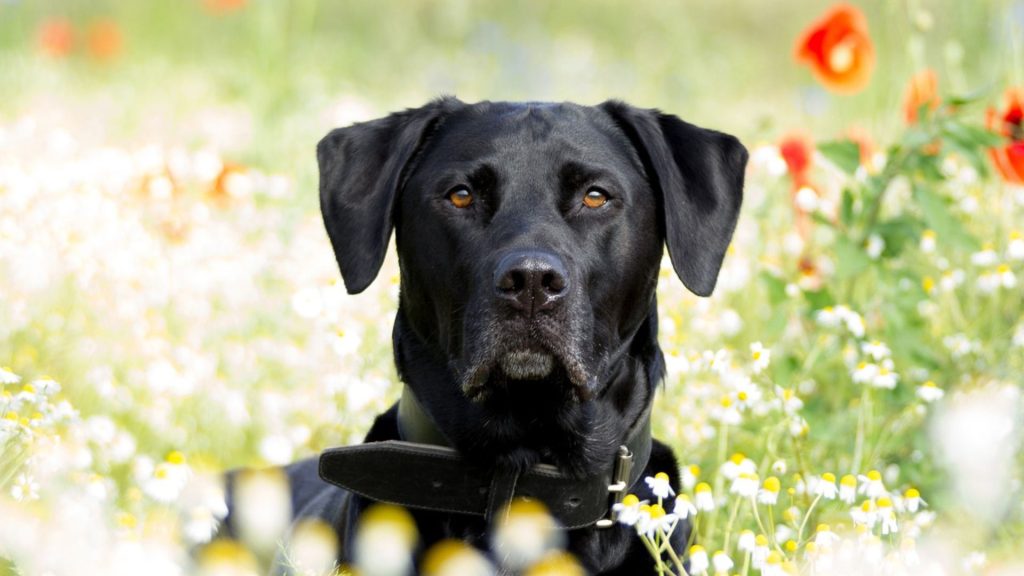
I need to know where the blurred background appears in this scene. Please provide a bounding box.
[1,1,1023,575]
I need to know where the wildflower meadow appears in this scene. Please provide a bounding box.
[1,1,1023,575]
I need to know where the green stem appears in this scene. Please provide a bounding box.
[707,422,730,540]
[723,496,743,553]
[852,386,872,474]
[665,540,690,576]
[796,494,824,546]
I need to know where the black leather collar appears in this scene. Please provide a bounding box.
[319,385,652,529]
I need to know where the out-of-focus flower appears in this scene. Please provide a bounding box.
[779,132,814,189]
[721,452,756,480]
[212,163,252,201]
[731,472,760,498]
[920,229,937,253]
[694,482,715,511]
[712,550,734,574]
[871,366,899,390]
[752,535,770,568]
[847,126,879,170]
[813,473,838,499]
[750,341,771,374]
[759,476,781,505]
[904,69,940,124]
[673,494,697,520]
[681,464,700,491]
[144,451,191,503]
[916,381,944,403]
[903,488,926,513]
[852,499,877,529]
[794,4,875,94]
[1008,230,1024,260]
[356,504,418,576]
[814,523,840,548]
[877,497,899,535]
[287,519,341,576]
[737,530,756,553]
[971,244,999,266]
[0,366,21,384]
[421,539,493,576]
[861,340,890,361]
[87,19,122,61]
[10,473,40,501]
[523,551,585,576]
[839,474,858,504]
[491,499,561,571]
[689,545,709,574]
[37,18,75,57]
[197,539,260,576]
[859,469,886,498]
[866,233,885,259]
[233,468,292,555]
[203,0,248,13]
[986,87,1024,184]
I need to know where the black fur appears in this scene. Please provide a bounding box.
[223,98,746,574]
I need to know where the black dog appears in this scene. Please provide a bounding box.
[222,98,746,574]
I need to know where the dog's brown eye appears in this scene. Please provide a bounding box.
[448,187,473,208]
[583,188,608,208]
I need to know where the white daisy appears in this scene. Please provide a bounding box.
[750,341,771,374]
[0,366,21,385]
[689,545,709,575]
[916,381,944,403]
[712,550,734,574]
[813,473,838,499]
[673,494,697,520]
[694,483,715,511]
[644,472,674,500]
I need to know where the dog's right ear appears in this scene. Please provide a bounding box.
[317,98,459,294]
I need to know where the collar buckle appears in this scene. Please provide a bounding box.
[594,445,634,528]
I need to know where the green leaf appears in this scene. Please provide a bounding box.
[834,236,872,279]
[945,86,994,107]
[874,216,924,257]
[913,185,979,250]
[760,271,788,305]
[943,121,1003,148]
[817,140,862,175]
[840,188,855,227]
[803,288,835,310]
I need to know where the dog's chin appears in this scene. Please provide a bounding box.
[498,350,554,380]
[461,348,594,403]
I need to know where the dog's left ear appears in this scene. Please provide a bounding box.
[317,98,459,294]
[600,101,748,297]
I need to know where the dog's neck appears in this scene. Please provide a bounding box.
[391,303,663,477]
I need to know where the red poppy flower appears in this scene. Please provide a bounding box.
[903,69,940,124]
[987,87,1024,184]
[38,18,75,58]
[87,19,123,61]
[779,132,815,189]
[795,4,875,94]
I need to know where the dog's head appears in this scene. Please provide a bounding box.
[318,98,745,415]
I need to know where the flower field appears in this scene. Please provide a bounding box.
[1,1,1023,575]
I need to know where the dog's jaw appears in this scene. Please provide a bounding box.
[499,350,554,380]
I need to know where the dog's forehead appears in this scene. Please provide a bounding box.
[422,101,637,169]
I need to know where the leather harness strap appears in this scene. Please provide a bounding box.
[318,386,652,529]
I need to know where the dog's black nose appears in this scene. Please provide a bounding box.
[494,251,569,316]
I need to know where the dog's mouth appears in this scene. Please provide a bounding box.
[460,344,594,403]
[499,350,555,380]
